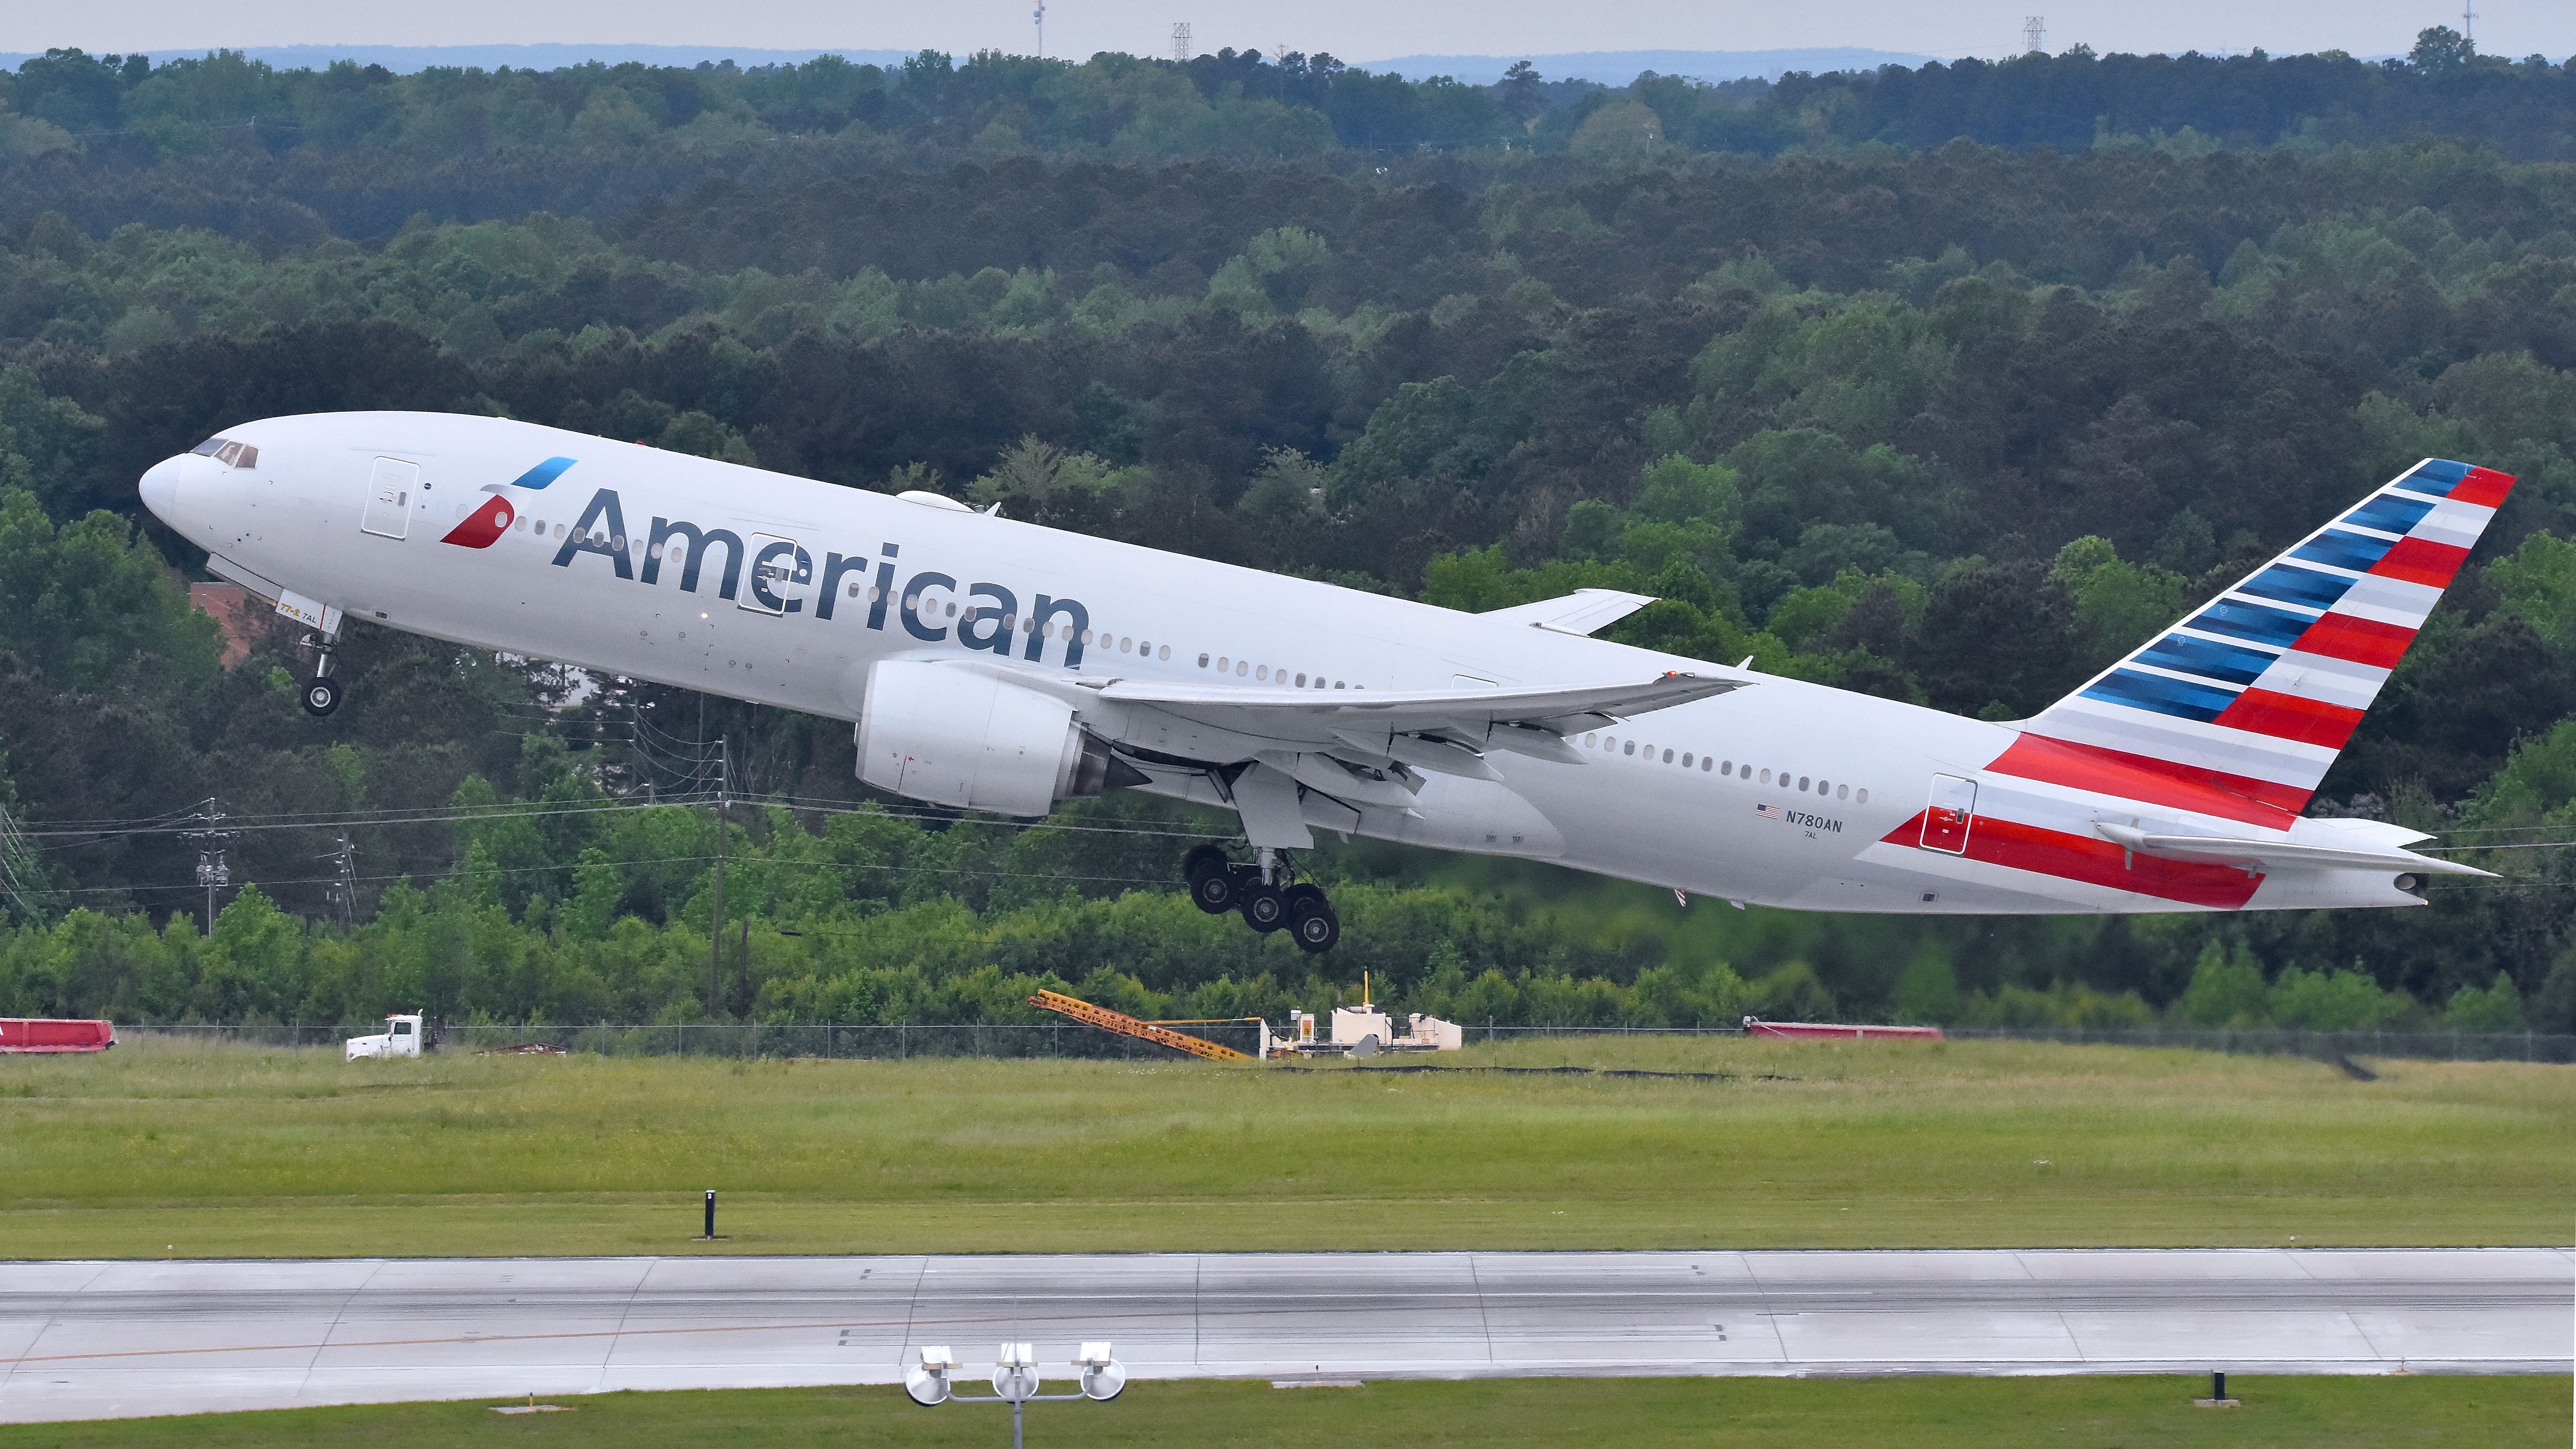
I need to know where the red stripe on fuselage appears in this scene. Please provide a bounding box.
[2290,613,2413,669]
[1880,810,2264,909]
[2209,688,2364,750]
[1983,733,2303,828]
[2371,535,2469,589]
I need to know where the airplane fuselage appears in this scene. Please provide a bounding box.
[141,412,2450,917]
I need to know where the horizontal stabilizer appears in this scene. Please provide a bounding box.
[2092,822,2491,876]
[1478,589,1658,637]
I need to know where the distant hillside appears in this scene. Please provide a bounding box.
[1358,48,1938,84]
[0,43,916,73]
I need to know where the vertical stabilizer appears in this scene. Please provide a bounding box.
[1995,458,2515,827]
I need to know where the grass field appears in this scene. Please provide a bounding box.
[0,1036,2568,1258]
[0,1377,2558,1449]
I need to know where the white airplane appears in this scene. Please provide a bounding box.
[141,412,2503,951]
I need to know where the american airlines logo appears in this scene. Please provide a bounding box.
[502,481,1097,668]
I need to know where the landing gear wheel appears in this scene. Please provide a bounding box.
[1188,865,1240,915]
[1290,906,1341,954]
[1238,878,1287,933]
[301,676,343,717]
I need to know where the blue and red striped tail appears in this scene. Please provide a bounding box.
[1997,458,2515,828]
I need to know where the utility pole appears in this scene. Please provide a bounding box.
[708,735,729,1019]
[181,799,234,934]
[333,833,357,929]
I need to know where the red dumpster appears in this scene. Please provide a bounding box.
[1742,1017,1943,1041]
[0,1019,117,1053]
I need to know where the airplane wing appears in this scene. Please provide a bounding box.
[1092,671,1743,745]
[1477,589,1658,637]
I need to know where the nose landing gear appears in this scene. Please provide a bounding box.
[1184,844,1338,952]
[299,628,343,717]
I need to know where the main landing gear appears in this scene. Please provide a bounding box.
[299,629,343,717]
[1185,843,1339,953]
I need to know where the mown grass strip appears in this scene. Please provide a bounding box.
[0,1376,2557,1449]
[1,1037,2567,1257]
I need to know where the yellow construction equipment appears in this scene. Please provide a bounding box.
[1027,989,1253,1062]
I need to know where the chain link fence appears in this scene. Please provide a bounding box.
[114,1021,2576,1064]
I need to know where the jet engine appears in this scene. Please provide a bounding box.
[854,659,1138,817]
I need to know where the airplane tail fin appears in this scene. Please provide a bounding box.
[1998,458,2516,828]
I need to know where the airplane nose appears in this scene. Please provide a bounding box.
[139,456,182,524]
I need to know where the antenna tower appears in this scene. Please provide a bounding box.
[1034,0,1045,57]
[1171,22,1193,63]
[2461,0,2476,45]
[2022,16,2046,55]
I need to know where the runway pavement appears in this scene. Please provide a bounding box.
[0,1248,2566,1422]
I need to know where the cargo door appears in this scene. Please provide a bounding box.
[1919,774,1978,854]
[360,458,418,540]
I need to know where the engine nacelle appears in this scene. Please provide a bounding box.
[854,660,1129,817]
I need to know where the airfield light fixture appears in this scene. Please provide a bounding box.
[903,1345,955,1406]
[903,1341,1126,1446]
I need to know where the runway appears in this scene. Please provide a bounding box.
[0,1248,2566,1422]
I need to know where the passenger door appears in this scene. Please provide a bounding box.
[360,458,418,540]
[1919,774,1978,855]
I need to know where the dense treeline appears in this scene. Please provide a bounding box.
[1,42,2575,1035]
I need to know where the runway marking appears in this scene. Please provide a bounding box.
[0,1307,1188,1368]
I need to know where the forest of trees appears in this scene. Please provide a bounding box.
[1,36,2574,1036]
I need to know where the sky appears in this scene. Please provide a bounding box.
[12,0,2569,69]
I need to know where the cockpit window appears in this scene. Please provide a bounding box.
[191,436,228,456]
[198,440,258,468]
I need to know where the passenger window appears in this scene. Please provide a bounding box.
[1799,776,1810,791]
[1334,681,1345,688]
[1158,645,1170,661]
[1662,749,1674,764]
[1701,757,1712,772]
[1622,741,1636,757]
[1216,655,1228,671]
[1759,769,1771,784]
[1681,753,1692,767]
[555,524,566,539]
[1295,672,1307,687]
[1721,761,1733,775]
[1237,661,1248,676]
[1585,733,1597,747]
[1120,637,1133,653]
[1256,664,1268,680]
[1199,653,1210,667]
[1857,788,1869,803]
[1837,784,1848,799]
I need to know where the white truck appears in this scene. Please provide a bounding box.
[345,1013,425,1060]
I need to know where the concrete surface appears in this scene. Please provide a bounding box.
[0,1248,2566,1422]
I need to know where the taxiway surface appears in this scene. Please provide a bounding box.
[1,1248,2566,1422]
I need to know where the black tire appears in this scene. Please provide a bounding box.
[1239,881,1287,933]
[1183,844,1231,883]
[301,677,342,717]
[1291,907,1340,954]
[1284,883,1329,919]
[1189,867,1239,915]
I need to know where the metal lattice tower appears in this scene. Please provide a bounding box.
[1033,0,1045,58]
[2462,0,2476,45]
[1171,22,1192,62]
[2023,16,2046,55]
